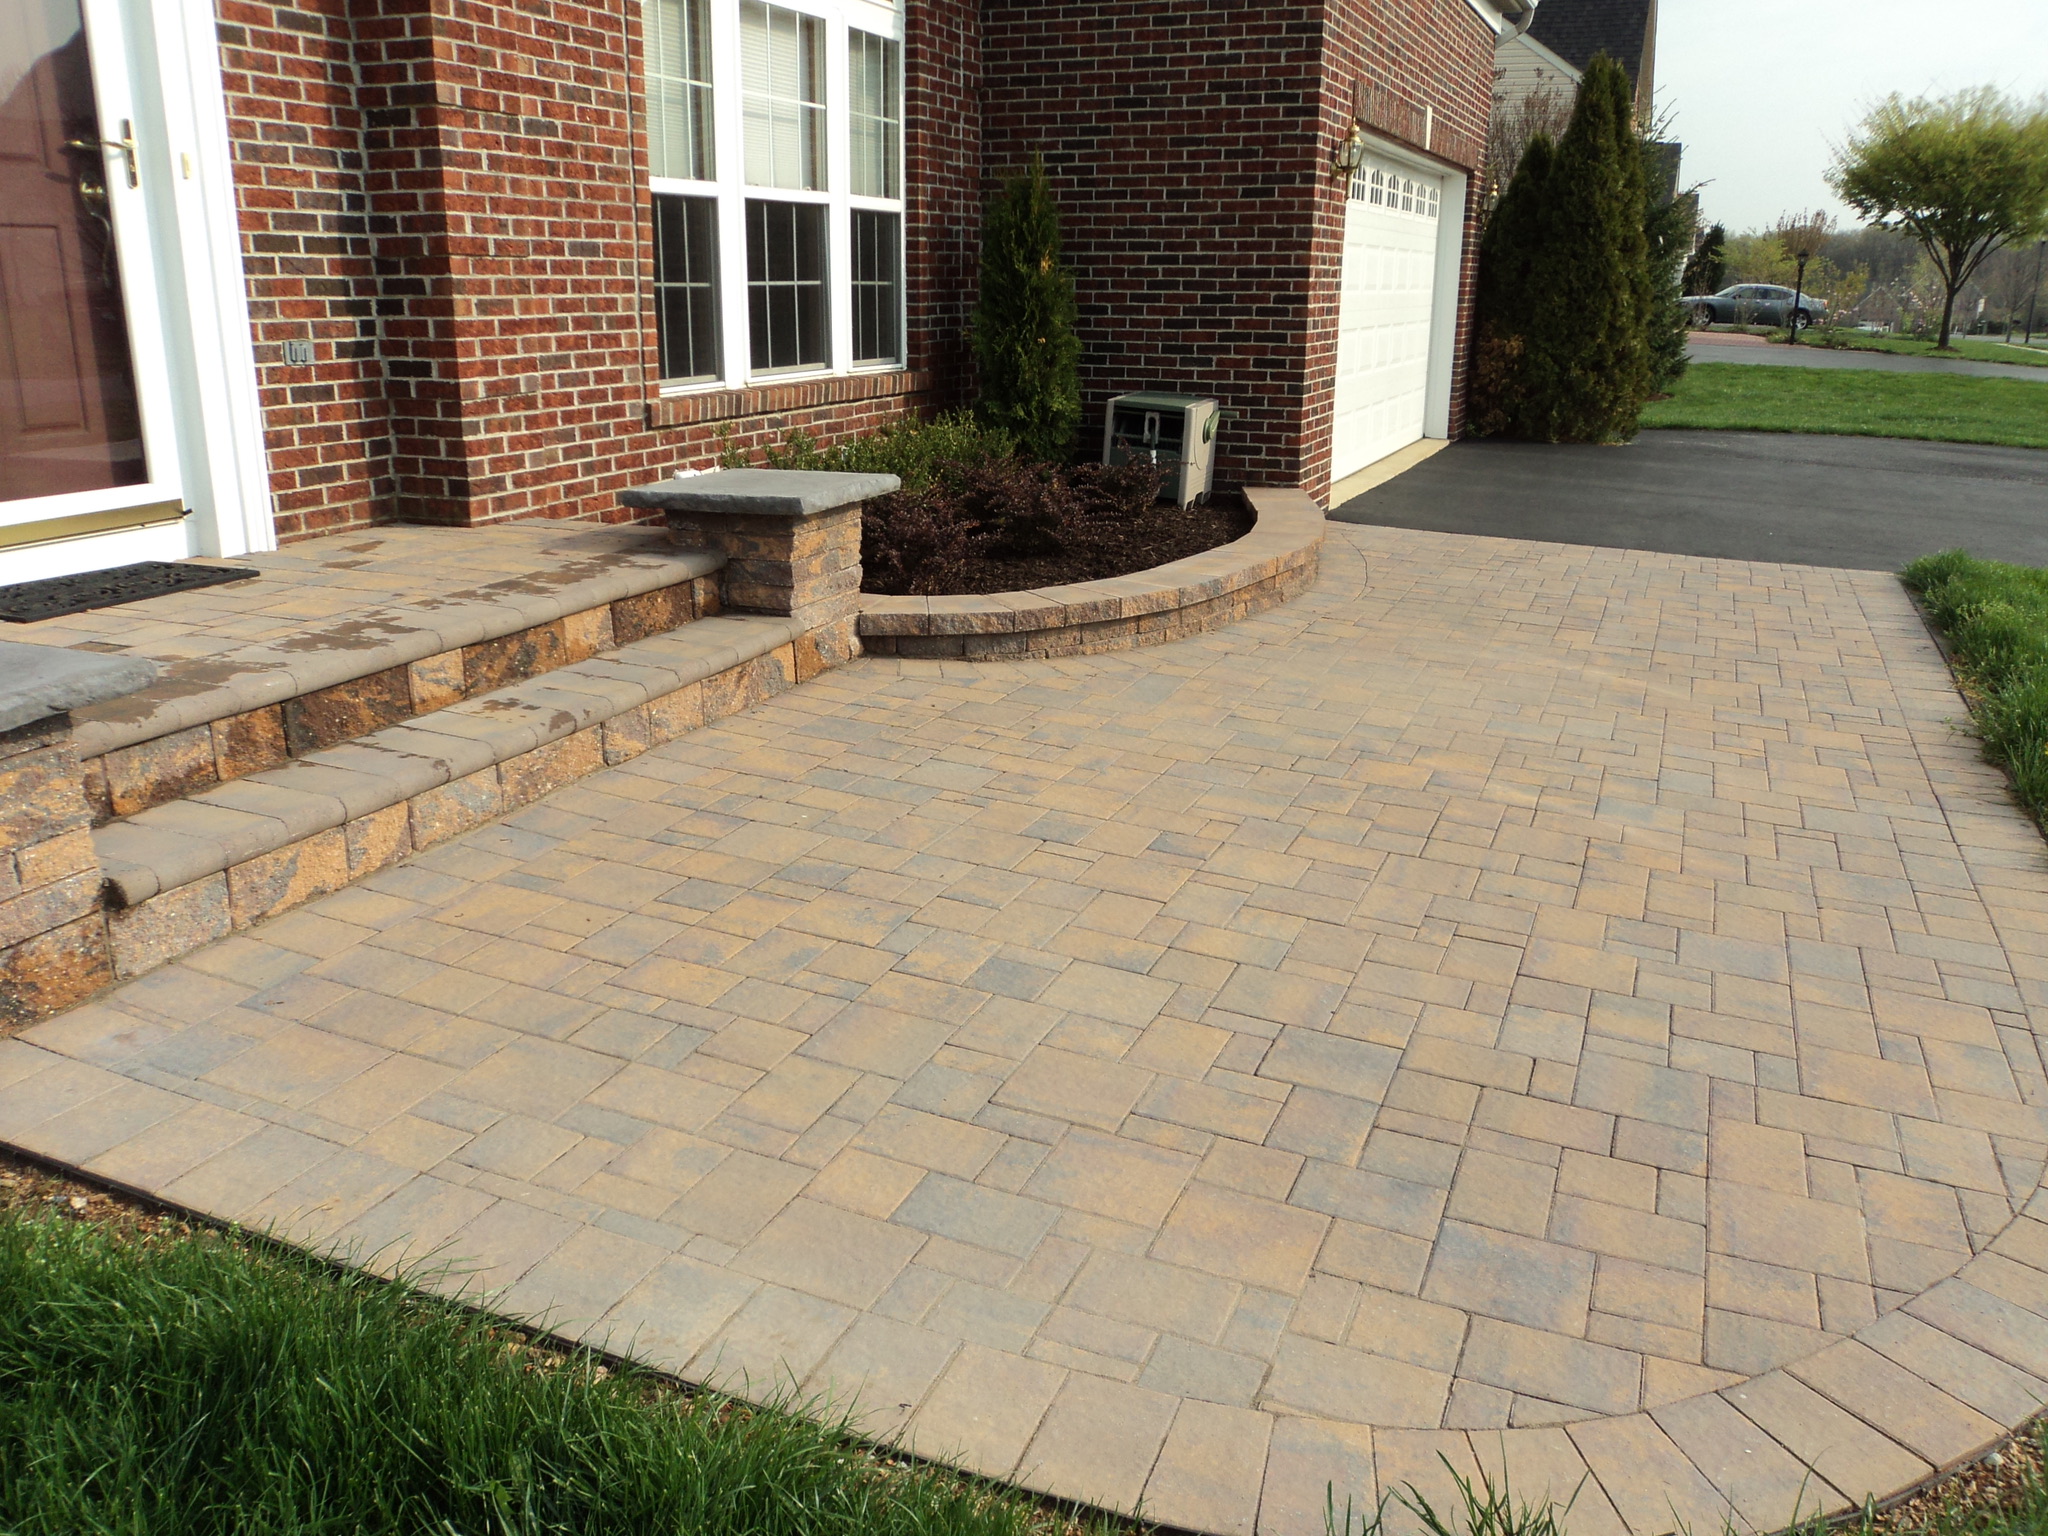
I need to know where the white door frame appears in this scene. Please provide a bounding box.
[1328,128,1468,493]
[143,0,274,560]
[2,0,271,580]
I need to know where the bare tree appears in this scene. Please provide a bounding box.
[1488,86,1574,203]
[1772,210,1835,339]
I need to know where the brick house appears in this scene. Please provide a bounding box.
[4,0,1521,581]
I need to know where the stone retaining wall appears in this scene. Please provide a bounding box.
[855,485,1324,660]
[0,649,156,1031]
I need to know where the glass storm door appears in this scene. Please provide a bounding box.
[0,0,177,532]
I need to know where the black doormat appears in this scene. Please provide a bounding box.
[0,561,260,623]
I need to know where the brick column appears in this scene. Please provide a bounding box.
[619,469,899,679]
[0,645,157,1032]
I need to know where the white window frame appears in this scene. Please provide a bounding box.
[647,0,904,394]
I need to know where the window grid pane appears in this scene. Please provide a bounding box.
[646,0,713,180]
[849,30,900,199]
[747,199,828,370]
[742,0,825,191]
[852,209,900,363]
[653,194,722,381]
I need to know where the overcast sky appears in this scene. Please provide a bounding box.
[1655,0,2048,236]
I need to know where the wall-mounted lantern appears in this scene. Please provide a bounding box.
[1333,120,1367,180]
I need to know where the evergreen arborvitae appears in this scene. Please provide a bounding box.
[1469,55,1653,442]
[1682,223,1727,295]
[973,155,1082,462]
[1644,179,1694,393]
[1468,135,1557,438]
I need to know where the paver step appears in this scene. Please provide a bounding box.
[90,613,806,968]
[68,539,723,825]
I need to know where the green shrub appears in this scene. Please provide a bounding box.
[972,155,1083,462]
[1902,548,2048,825]
[1682,222,1727,295]
[1469,55,1654,442]
[1468,136,1556,438]
[756,410,1017,491]
[1643,179,1693,394]
[0,1212,1069,1536]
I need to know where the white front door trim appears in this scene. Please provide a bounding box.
[1,0,271,578]
[143,0,275,560]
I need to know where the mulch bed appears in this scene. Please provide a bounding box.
[1871,1429,2047,1534]
[0,1147,192,1245]
[882,494,1252,598]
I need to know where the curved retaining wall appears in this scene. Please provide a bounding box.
[856,485,1323,660]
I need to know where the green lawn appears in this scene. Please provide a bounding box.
[1642,363,2048,449]
[1901,550,2048,829]
[1801,330,2048,368]
[0,1210,1099,1536]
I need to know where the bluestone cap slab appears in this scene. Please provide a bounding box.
[0,641,158,733]
[619,468,900,517]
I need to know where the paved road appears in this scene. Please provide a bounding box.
[8,525,2046,1534]
[1688,337,2048,382]
[1333,430,2048,571]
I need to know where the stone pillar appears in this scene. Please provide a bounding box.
[0,644,156,1032]
[618,469,899,678]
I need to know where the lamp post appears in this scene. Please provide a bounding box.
[1774,212,1833,346]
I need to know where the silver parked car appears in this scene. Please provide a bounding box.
[1688,284,1827,330]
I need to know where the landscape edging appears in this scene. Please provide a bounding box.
[855,484,1324,659]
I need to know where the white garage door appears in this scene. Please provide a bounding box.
[1332,153,1444,483]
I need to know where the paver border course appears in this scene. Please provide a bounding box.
[855,485,1324,659]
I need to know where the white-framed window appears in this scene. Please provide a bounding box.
[645,0,905,391]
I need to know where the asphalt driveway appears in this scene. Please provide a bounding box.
[1331,429,2048,571]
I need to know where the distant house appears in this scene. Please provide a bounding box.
[1493,24,1581,107]
[1520,0,1658,118]
[1489,0,1679,197]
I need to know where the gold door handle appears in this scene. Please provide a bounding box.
[64,120,138,188]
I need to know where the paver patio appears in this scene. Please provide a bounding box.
[8,524,2048,1536]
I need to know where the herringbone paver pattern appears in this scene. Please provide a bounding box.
[8,526,2048,1536]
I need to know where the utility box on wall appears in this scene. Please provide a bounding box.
[1103,393,1219,507]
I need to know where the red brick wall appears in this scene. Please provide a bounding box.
[218,0,1490,536]
[216,0,392,542]
[1309,0,1496,501]
[979,0,1328,493]
[220,0,973,540]
[977,0,1492,502]
[344,0,653,527]
[906,0,981,402]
